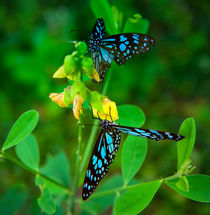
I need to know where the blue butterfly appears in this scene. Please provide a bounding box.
[82,119,184,200]
[88,18,156,82]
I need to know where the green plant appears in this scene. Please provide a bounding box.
[1,0,210,215]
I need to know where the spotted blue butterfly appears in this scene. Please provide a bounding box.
[82,119,184,200]
[88,18,156,82]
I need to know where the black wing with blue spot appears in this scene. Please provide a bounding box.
[101,33,155,65]
[82,129,121,200]
[88,19,156,83]
[112,125,184,141]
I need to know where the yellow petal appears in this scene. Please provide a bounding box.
[93,98,119,121]
[73,94,84,120]
[49,92,67,107]
[53,65,66,78]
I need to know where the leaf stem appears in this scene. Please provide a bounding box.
[0,151,70,193]
[71,116,83,214]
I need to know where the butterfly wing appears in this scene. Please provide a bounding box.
[90,18,105,39]
[89,19,115,82]
[82,130,121,200]
[91,49,114,83]
[113,125,184,141]
[101,33,156,65]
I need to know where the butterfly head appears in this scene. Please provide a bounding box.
[99,119,115,132]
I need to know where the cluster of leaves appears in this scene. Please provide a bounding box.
[1,108,210,214]
[1,111,70,214]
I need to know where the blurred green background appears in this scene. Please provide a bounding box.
[0,0,210,214]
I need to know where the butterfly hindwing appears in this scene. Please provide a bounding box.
[113,125,184,141]
[82,129,121,200]
[91,49,114,82]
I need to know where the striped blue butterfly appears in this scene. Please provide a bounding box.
[82,119,184,200]
[88,18,156,82]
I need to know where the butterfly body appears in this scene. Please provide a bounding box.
[82,119,184,200]
[88,19,156,82]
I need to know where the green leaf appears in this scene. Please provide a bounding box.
[165,175,210,202]
[117,105,145,127]
[2,110,39,151]
[177,118,196,170]
[122,136,147,185]
[0,186,27,215]
[124,14,149,34]
[35,175,67,196]
[40,151,70,187]
[114,180,162,215]
[112,5,123,32]
[176,176,189,192]
[90,0,116,35]
[15,134,39,171]
[37,187,56,214]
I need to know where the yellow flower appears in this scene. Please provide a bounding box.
[49,92,67,107]
[92,98,118,121]
[73,93,84,120]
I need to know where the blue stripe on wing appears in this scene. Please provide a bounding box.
[113,126,184,141]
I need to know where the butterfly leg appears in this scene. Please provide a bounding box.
[109,106,114,122]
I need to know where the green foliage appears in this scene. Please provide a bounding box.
[113,180,162,215]
[1,0,210,214]
[2,110,39,151]
[0,186,27,215]
[177,118,196,170]
[122,136,147,185]
[175,176,189,192]
[124,14,149,34]
[37,186,56,215]
[15,134,39,171]
[166,175,210,202]
[90,0,116,34]
[117,104,145,127]
[40,151,71,187]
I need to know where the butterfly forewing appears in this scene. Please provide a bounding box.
[102,33,156,65]
[82,128,121,200]
[90,18,105,40]
[113,125,184,141]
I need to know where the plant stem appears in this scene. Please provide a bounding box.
[163,174,179,182]
[71,116,83,214]
[0,151,70,193]
[79,68,113,175]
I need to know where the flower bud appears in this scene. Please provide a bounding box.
[49,92,67,107]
